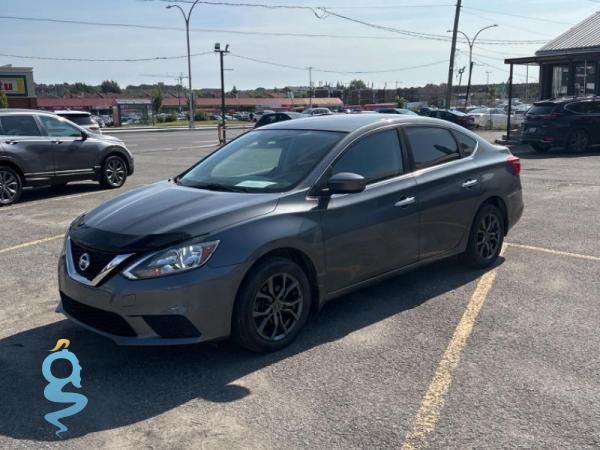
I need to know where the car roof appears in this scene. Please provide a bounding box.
[54,110,91,115]
[259,113,452,133]
[0,108,58,115]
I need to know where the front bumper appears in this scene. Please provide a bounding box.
[57,252,246,345]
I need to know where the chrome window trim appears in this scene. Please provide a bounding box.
[66,237,134,287]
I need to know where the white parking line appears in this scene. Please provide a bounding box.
[506,242,600,262]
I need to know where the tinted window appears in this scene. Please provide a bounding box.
[39,116,82,137]
[256,114,278,127]
[453,131,478,156]
[405,127,460,170]
[332,129,403,183]
[277,114,291,122]
[528,104,555,115]
[60,114,94,126]
[0,115,41,136]
[566,101,600,114]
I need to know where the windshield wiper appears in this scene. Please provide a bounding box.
[186,182,249,193]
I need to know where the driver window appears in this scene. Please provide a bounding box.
[39,116,82,138]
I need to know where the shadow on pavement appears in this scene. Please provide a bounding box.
[0,256,503,441]
[16,183,105,205]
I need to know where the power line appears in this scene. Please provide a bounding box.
[0,51,214,62]
[462,6,573,25]
[141,0,454,9]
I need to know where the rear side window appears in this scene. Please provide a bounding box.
[332,129,404,184]
[528,104,555,115]
[565,101,600,114]
[0,115,41,136]
[256,114,278,127]
[405,127,460,170]
[453,131,478,156]
[276,114,292,122]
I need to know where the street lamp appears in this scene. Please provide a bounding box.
[166,0,201,129]
[447,24,498,108]
[215,43,230,143]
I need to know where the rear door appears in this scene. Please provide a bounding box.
[403,126,482,259]
[0,114,54,184]
[38,115,99,176]
[321,128,419,293]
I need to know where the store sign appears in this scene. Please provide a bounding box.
[0,76,28,96]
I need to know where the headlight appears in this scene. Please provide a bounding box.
[122,240,219,280]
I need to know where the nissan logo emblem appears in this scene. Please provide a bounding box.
[79,253,91,272]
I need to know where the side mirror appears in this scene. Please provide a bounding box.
[80,131,88,141]
[327,172,366,194]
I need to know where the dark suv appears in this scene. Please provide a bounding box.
[0,109,134,206]
[521,97,600,152]
[428,109,475,130]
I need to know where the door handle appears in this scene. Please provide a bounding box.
[4,140,18,145]
[461,179,479,188]
[52,140,64,144]
[395,196,416,207]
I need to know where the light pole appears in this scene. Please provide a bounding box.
[167,0,201,129]
[215,43,230,143]
[448,24,498,108]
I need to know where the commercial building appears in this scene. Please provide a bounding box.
[0,65,37,108]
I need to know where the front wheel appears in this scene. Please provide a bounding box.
[462,204,505,269]
[232,258,311,353]
[566,130,590,153]
[100,155,128,189]
[0,166,23,206]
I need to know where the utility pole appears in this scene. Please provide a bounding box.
[525,64,529,102]
[166,0,201,129]
[445,0,462,109]
[215,43,230,144]
[457,66,465,107]
[308,67,314,108]
[486,71,491,86]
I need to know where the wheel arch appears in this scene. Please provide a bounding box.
[478,196,509,236]
[102,147,132,174]
[234,247,321,321]
[0,159,26,186]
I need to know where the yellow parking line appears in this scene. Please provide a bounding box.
[506,242,600,262]
[401,247,506,450]
[0,234,64,254]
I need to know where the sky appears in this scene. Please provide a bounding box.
[2,0,599,90]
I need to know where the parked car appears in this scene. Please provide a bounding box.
[428,109,475,129]
[0,109,134,205]
[91,115,106,128]
[55,110,102,134]
[57,114,523,352]
[521,97,600,152]
[376,108,418,115]
[468,107,523,129]
[302,107,333,116]
[254,112,304,128]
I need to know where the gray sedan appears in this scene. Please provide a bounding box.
[58,114,523,352]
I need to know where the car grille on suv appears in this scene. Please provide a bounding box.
[70,240,117,282]
[61,293,137,337]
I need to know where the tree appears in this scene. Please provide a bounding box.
[100,80,121,94]
[395,96,407,108]
[151,85,163,114]
[487,85,497,105]
[0,89,8,109]
[348,79,367,90]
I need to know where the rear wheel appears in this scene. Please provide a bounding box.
[462,204,505,269]
[232,257,311,353]
[100,155,128,189]
[0,166,23,206]
[531,143,550,153]
[566,129,590,153]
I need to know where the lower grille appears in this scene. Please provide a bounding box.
[61,293,136,337]
[143,315,201,339]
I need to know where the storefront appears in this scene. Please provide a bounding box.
[0,66,37,108]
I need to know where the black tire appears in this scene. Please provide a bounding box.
[566,129,590,153]
[100,155,128,189]
[462,204,505,269]
[232,257,311,353]
[531,143,550,153]
[0,166,23,206]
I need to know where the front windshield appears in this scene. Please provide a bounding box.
[179,129,345,192]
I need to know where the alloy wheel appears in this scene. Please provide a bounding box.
[476,213,501,260]
[252,272,304,341]
[0,169,19,205]
[105,157,126,187]
[569,131,589,152]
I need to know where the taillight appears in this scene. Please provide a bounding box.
[507,155,521,176]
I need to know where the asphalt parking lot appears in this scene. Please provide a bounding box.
[1,128,599,449]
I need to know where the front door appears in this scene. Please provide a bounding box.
[320,129,419,294]
[403,126,482,259]
[38,115,99,177]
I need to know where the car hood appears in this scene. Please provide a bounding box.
[97,134,123,144]
[69,181,279,253]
